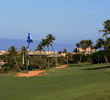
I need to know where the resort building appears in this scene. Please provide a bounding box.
[77,47,96,54]
[29,51,66,57]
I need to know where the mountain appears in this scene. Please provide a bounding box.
[0,38,75,52]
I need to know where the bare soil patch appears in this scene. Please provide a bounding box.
[13,70,46,77]
[56,65,68,69]
[13,65,68,77]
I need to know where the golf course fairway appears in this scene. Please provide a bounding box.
[1,63,110,100]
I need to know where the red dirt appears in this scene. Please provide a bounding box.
[56,65,68,69]
[13,65,68,77]
[13,70,46,77]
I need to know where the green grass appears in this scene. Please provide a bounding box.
[1,63,110,100]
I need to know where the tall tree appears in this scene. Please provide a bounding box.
[95,38,108,63]
[44,38,50,68]
[46,34,55,52]
[35,43,44,57]
[99,20,110,38]
[76,43,80,52]
[40,39,46,52]
[104,36,110,50]
[76,40,93,63]
[46,34,57,66]
[20,46,28,65]
[95,38,104,50]
[8,46,22,72]
[87,39,93,53]
[63,49,68,64]
[40,39,47,60]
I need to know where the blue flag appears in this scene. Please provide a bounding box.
[26,33,33,44]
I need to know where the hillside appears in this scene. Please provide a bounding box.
[0,38,75,51]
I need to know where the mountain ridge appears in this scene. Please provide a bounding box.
[0,38,75,52]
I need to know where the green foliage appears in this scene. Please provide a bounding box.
[66,53,73,64]
[57,56,66,65]
[91,50,110,64]
[76,39,93,50]
[29,56,47,70]
[95,38,104,49]
[73,48,77,52]
[99,19,110,37]
[36,57,47,70]
[35,44,44,52]
[72,54,87,63]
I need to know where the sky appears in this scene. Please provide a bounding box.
[0,0,110,45]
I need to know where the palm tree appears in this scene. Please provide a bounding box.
[44,38,50,68]
[88,40,93,47]
[46,34,56,66]
[46,34,55,52]
[99,20,110,38]
[45,38,50,54]
[35,43,44,57]
[87,40,93,53]
[8,46,22,72]
[76,40,92,63]
[76,43,80,52]
[40,39,46,52]
[63,49,68,64]
[95,38,104,50]
[40,39,47,60]
[95,38,108,63]
[78,40,86,63]
[20,46,28,65]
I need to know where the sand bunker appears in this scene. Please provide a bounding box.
[56,65,68,69]
[14,70,46,77]
[14,65,68,77]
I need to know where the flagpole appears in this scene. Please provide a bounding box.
[26,33,33,78]
[27,41,29,78]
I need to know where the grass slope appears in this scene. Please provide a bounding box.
[1,63,110,100]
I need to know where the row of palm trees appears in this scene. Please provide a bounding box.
[4,19,110,72]
[36,34,55,57]
[76,40,93,51]
[7,34,56,72]
[75,19,110,52]
[96,19,110,63]
[96,19,110,50]
[75,19,110,64]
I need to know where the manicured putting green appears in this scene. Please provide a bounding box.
[1,63,110,100]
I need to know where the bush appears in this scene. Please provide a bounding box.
[91,50,110,64]
[72,54,87,63]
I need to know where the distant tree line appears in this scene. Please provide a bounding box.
[1,19,110,74]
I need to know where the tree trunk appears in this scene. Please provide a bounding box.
[98,54,99,64]
[14,56,22,72]
[67,55,68,64]
[39,65,41,70]
[79,55,82,63]
[44,46,46,61]
[51,45,57,66]
[48,46,50,68]
[42,66,44,70]
[103,51,108,64]
[23,53,24,65]
[102,46,108,64]
[25,54,27,69]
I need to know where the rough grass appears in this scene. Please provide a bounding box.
[1,63,110,100]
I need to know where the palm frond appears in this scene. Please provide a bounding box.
[99,30,107,33]
[102,32,109,38]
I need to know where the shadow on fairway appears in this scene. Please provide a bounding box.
[69,63,91,67]
[85,66,110,70]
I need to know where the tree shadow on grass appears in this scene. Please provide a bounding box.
[85,66,110,70]
[69,64,91,67]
